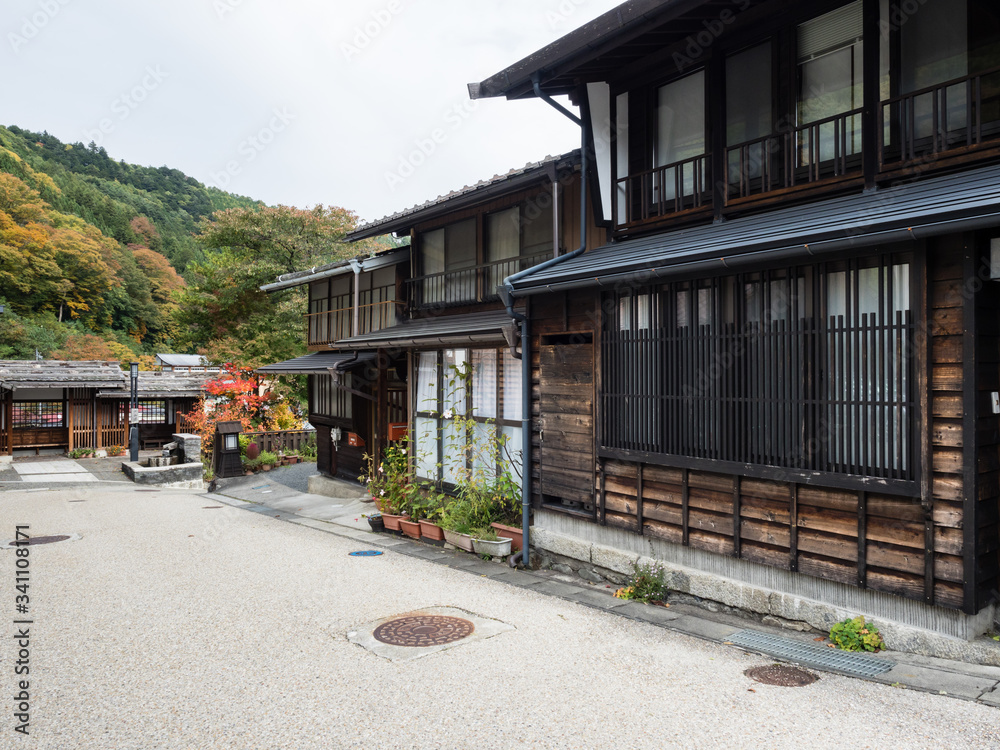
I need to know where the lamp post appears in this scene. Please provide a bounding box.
[129,362,139,462]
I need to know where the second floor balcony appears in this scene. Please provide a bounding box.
[407,250,552,308]
[307,298,402,347]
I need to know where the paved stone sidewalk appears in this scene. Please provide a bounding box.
[205,479,1000,710]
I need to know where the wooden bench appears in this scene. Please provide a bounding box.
[141,437,168,450]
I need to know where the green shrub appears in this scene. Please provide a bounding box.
[299,435,317,461]
[69,447,94,459]
[829,616,885,652]
[614,560,669,603]
[258,450,278,466]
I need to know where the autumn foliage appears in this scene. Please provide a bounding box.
[182,363,299,455]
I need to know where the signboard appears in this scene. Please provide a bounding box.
[129,408,140,423]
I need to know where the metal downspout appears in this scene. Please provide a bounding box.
[500,74,592,567]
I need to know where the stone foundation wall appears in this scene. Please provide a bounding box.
[529,514,1000,666]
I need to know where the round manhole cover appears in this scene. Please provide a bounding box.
[745,665,818,687]
[18,535,72,547]
[373,615,474,647]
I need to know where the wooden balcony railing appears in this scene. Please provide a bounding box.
[408,251,553,308]
[615,153,710,228]
[879,66,1000,168]
[306,299,401,346]
[725,107,864,202]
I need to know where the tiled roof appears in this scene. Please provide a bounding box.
[345,151,579,241]
[0,360,127,390]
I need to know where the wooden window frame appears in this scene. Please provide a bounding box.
[600,249,921,495]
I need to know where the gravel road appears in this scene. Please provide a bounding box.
[1,484,997,750]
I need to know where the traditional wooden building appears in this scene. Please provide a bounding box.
[0,360,207,455]
[258,248,410,480]
[335,152,601,494]
[467,0,1000,641]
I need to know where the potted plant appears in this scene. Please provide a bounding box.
[471,526,512,558]
[259,450,278,471]
[399,517,422,539]
[364,512,385,533]
[490,522,523,551]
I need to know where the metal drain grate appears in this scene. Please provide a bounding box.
[728,630,894,678]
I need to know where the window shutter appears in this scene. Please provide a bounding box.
[797,1,862,61]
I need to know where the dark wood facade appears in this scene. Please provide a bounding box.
[524,231,999,615]
[456,0,1000,624]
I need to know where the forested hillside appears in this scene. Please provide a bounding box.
[0,125,383,371]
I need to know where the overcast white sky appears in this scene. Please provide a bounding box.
[5,0,622,224]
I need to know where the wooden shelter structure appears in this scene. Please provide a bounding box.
[0,360,207,455]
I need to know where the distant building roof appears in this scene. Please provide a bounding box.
[98,371,211,399]
[156,354,208,367]
[0,360,127,391]
[257,351,378,375]
[259,246,410,293]
[344,151,579,242]
[332,309,517,350]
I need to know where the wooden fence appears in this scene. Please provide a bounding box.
[244,429,317,454]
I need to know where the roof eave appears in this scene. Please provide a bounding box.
[468,0,693,101]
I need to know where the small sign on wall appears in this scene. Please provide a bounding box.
[348,432,365,447]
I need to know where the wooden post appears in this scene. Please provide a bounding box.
[858,490,868,589]
[961,242,979,615]
[5,392,12,456]
[789,484,799,573]
[636,463,644,535]
[681,468,690,546]
[733,475,742,558]
[67,396,74,452]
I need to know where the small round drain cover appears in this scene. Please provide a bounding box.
[349,550,383,557]
[373,615,474,647]
[18,535,72,547]
[745,665,818,687]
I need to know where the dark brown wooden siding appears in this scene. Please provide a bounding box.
[973,235,1000,611]
[539,341,595,510]
[530,293,599,516]
[528,241,983,612]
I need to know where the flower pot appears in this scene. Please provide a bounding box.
[443,529,475,552]
[418,519,445,541]
[399,519,422,539]
[367,515,385,533]
[262,464,272,472]
[472,537,511,558]
[373,496,388,513]
[491,522,523,551]
[382,513,407,532]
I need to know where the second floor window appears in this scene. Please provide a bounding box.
[485,201,553,294]
[309,276,352,344]
[655,69,706,207]
[797,1,864,164]
[420,218,476,305]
